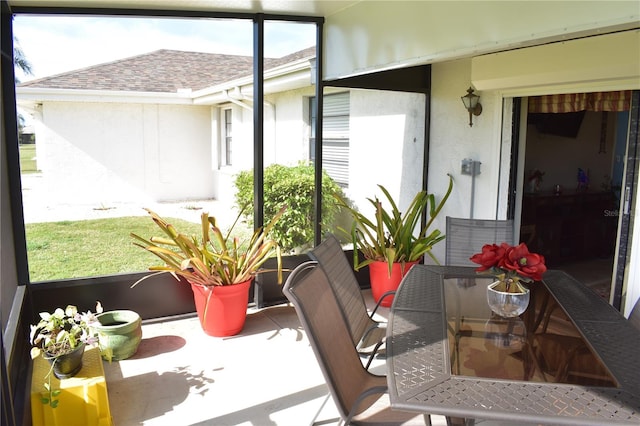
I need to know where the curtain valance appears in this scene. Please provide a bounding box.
[528,91,631,113]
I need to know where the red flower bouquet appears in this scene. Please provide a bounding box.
[470,242,547,293]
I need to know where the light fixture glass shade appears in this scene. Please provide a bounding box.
[461,87,479,109]
[461,87,482,126]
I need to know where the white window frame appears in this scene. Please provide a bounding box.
[222,107,233,167]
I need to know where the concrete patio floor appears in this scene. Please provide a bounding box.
[102,290,450,426]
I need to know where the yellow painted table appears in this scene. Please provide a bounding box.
[31,346,112,426]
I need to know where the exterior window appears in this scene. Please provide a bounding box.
[223,108,233,166]
[13,13,316,285]
[309,97,316,160]
[310,92,350,187]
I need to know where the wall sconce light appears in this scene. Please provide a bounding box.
[461,87,482,127]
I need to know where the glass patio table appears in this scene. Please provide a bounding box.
[386,265,640,425]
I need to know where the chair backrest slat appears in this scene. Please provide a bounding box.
[445,216,515,266]
[309,234,371,345]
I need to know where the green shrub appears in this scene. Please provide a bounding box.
[234,162,343,253]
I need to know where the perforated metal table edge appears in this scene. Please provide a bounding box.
[386,265,640,425]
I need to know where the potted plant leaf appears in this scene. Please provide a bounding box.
[130,206,285,336]
[334,175,453,306]
[30,305,100,408]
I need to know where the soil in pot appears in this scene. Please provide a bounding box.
[45,343,86,379]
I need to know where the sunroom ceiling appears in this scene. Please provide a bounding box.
[7,0,361,17]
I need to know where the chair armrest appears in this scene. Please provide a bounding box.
[364,338,386,370]
[344,385,389,425]
[370,290,396,317]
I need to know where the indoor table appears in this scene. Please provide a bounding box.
[386,265,640,425]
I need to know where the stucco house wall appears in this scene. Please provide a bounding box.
[425,59,505,263]
[34,101,214,204]
[268,87,314,166]
[346,89,426,220]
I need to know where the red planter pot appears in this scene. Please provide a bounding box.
[190,279,252,337]
[368,261,418,307]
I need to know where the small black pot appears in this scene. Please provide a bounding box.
[45,343,86,379]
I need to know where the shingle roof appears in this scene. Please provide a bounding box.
[19,47,315,93]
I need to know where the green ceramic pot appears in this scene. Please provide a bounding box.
[93,310,142,361]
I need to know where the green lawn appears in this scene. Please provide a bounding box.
[19,144,39,173]
[25,216,202,282]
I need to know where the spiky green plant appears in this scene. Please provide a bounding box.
[130,206,285,287]
[334,175,453,275]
